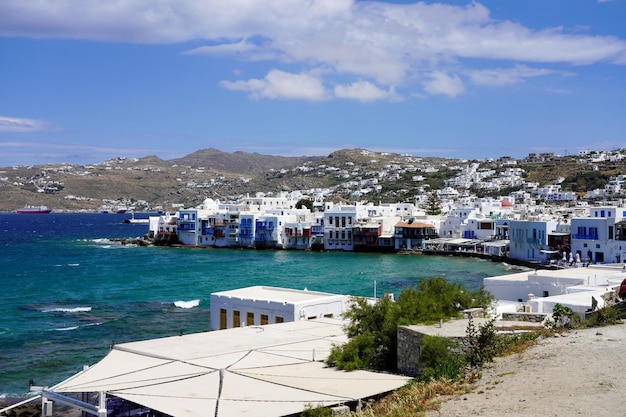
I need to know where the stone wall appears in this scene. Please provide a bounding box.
[397,325,423,377]
[501,312,546,323]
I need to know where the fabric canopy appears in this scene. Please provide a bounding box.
[52,319,410,417]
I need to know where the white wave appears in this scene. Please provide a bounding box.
[52,326,79,331]
[42,307,92,313]
[90,238,111,244]
[174,300,200,309]
[67,263,80,267]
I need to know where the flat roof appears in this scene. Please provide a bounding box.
[401,318,544,338]
[52,318,410,417]
[211,285,348,303]
[485,265,626,284]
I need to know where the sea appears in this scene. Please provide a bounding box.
[0,212,519,398]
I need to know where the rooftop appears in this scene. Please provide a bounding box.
[211,285,348,303]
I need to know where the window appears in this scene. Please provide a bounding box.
[329,217,333,225]
[246,312,254,326]
[233,310,240,328]
[261,314,268,325]
[275,316,284,323]
[220,309,227,330]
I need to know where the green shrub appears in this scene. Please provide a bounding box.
[584,305,622,327]
[463,317,498,369]
[301,404,332,417]
[419,335,463,381]
[551,303,581,328]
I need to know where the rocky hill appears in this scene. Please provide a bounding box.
[0,148,623,213]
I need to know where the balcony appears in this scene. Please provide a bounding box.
[572,234,599,240]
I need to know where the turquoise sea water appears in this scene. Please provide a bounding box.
[0,213,517,397]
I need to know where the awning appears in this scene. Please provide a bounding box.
[51,319,410,417]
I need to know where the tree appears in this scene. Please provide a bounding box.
[295,198,314,210]
[326,277,493,372]
[327,295,398,371]
[423,192,443,215]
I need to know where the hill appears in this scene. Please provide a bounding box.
[0,148,623,212]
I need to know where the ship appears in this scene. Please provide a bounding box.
[16,205,52,214]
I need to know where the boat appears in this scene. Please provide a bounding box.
[16,205,52,214]
[122,212,149,224]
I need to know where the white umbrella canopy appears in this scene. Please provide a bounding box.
[51,320,410,417]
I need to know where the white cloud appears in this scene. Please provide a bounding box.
[468,65,573,86]
[422,72,465,97]
[220,69,328,101]
[1,0,625,98]
[0,115,56,132]
[334,81,399,102]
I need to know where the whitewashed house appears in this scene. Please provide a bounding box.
[323,204,368,251]
[570,206,626,264]
[508,219,559,263]
[210,286,350,330]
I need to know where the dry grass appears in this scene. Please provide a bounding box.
[352,379,472,417]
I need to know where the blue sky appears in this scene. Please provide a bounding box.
[1,0,625,166]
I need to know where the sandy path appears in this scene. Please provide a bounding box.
[426,323,625,417]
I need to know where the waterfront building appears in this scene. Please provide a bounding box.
[209,286,351,331]
[238,212,260,248]
[176,209,205,246]
[352,215,400,252]
[570,206,626,264]
[394,219,438,251]
[253,212,297,249]
[283,212,324,250]
[508,219,560,264]
[323,204,367,251]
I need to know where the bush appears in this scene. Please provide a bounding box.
[463,317,498,369]
[419,335,463,381]
[584,305,622,327]
[301,404,332,417]
[550,303,581,328]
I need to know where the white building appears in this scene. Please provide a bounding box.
[508,220,559,263]
[210,286,350,331]
[323,204,367,251]
[484,265,625,316]
[570,206,626,264]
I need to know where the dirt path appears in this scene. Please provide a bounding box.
[426,323,625,417]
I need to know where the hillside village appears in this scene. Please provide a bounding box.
[1,147,625,213]
[4,147,626,269]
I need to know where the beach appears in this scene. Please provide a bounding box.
[427,323,625,417]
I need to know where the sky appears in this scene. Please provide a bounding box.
[1,0,625,167]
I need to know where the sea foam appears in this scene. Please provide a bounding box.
[174,300,200,309]
[42,307,92,313]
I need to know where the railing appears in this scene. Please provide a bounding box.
[572,234,599,240]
